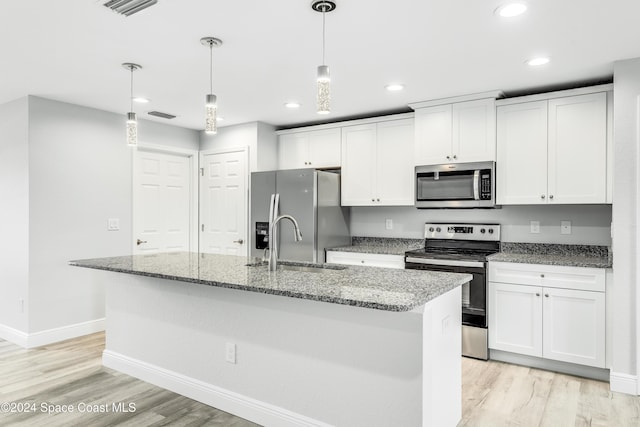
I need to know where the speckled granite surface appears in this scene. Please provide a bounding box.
[487,243,612,268]
[327,237,424,256]
[70,252,470,312]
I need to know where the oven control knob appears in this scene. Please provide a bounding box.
[480,228,486,234]
[435,227,441,233]
[428,227,434,232]
[488,228,494,234]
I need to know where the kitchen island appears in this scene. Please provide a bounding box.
[71,252,470,427]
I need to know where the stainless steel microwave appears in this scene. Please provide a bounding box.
[415,161,496,208]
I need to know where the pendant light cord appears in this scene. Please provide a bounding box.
[209,42,213,94]
[322,7,326,65]
[129,66,134,112]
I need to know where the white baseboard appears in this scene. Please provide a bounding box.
[102,350,333,427]
[610,371,639,395]
[0,318,105,349]
[0,324,29,348]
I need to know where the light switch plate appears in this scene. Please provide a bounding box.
[385,219,393,230]
[108,218,120,231]
[561,220,572,235]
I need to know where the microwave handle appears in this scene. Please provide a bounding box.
[473,170,480,200]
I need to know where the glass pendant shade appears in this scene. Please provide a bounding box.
[205,94,217,134]
[126,112,137,146]
[317,65,331,115]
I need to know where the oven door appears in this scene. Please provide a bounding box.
[404,257,486,328]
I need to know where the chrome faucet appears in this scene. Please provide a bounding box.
[269,214,303,271]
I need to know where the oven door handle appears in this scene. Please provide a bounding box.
[405,257,485,268]
[473,170,480,200]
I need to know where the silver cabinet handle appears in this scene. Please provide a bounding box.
[136,239,147,246]
[233,239,244,244]
[545,294,549,298]
[541,195,546,199]
[376,198,380,202]
[540,274,545,278]
[361,260,365,263]
[535,293,540,297]
[453,154,457,160]
[549,195,554,200]
[446,155,451,160]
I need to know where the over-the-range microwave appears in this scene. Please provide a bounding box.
[415,161,496,208]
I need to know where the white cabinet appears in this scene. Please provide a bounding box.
[278,127,341,170]
[497,91,608,204]
[341,118,414,206]
[414,98,496,165]
[326,251,404,269]
[488,262,606,368]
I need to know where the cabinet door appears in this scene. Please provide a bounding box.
[341,124,377,205]
[488,282,542,357]
[542,287,605,368]
[496,101,548,204]
[278,133,309,170]
[414,105,452,165]
[308,128,341,169]
[453,98,496,162]
[547,92,607,204]
[376,119,415,205]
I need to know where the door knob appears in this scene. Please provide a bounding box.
[233,239,244,244]
[136,239,147,246]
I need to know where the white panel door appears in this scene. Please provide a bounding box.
[488,282,543,357]
[376,119,414,205]
[133,149,194,254]
[200,149,248,255]
[547,92,607,204]
[542,287,606,368]
[496,101,548,204]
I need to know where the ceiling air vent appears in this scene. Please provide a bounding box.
[103,0,158,17]
[148,111,176,120]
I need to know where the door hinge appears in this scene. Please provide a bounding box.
[201,224,205,232]
[200,168,204,176]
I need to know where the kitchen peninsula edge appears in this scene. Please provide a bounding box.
[70,252,470,427]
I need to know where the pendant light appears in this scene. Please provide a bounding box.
[122,63,142,146]
[201,36,223,134]
[312,0,336,115]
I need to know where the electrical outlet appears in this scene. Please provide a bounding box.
[385,219,393,230]
[561,220,572,235]
[530,221,540,234]
[225,342,236,364]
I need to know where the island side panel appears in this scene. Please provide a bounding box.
[101,271,441,427]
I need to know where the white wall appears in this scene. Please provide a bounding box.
[350,205,612,245]
[0,96,199,341]
[0,97,29,334]
[199,121,277,172]
[611,58,640,388]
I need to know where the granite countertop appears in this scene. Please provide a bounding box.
[327,237,424,256]
[70,252,470,312]
[487,243,612,269]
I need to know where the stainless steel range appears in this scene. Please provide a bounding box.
[404,223,501,360]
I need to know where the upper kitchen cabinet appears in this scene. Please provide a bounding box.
[497,86,611,205]
[410,93,501,166]
[277,127,341,170]
[341,116,414,206]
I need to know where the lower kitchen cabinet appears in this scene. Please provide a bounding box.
[488,262,606,368]
[326,251,405,269]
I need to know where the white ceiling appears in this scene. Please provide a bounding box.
[2,0,639,131]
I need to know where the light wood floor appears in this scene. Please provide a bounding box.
[1,333,639,426]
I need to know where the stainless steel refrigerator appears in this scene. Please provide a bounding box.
[250,168,350,263]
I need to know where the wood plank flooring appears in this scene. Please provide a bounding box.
[1,332,639,426]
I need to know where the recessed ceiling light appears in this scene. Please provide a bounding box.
[526,57,550,66]
[385,84,404,92]
[133,97,149,103]
[285,102,301,109]
[495,3,527,18]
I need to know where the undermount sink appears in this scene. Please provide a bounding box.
[246,260,346,273]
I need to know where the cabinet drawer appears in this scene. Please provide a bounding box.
[326,251,404,269]
[489,262,605,292]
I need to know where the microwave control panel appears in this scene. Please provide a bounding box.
[480,170,492,200]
